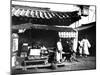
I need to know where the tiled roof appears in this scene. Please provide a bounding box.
[12,5,80,19]
[12,5,81,30]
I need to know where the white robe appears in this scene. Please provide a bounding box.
[56,51,61,62]
[57,41,63,51]
[81,39,91,55]
[56,41,63,61]
[79,41,83,54]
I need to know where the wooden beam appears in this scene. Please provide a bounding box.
[12,23,76,32]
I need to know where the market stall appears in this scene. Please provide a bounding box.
[11,5,81,69]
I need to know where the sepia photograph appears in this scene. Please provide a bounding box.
[11,0,96,75]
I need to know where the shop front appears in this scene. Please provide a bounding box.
[11,5,81,69]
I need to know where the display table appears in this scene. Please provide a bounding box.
[23,57,48,70]
[21,49,49,70]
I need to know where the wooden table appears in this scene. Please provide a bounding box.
[23,57,48,70]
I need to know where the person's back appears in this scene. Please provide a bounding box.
[81,38,91,57]
[82,39,91,50]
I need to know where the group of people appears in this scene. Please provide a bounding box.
[56,37,91,63]
[16,37,91,65]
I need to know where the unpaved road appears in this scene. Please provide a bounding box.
[12,56,96,75]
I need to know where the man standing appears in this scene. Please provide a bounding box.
[56,39,63,63]
[78,40,83,56]
[81,38,91,57]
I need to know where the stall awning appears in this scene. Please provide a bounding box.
[12,5,81,26]
[12,23,76,32]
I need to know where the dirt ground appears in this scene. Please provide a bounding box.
[12,56,96,75]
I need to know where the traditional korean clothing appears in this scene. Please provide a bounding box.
[56,40,63,62]
[81,39,91,55]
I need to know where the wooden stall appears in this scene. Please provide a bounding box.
[11,5,81,69]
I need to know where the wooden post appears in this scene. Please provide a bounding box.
[11,33,19,67]
[12,33,19,52]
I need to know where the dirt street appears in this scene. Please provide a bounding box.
[12,56,96,75]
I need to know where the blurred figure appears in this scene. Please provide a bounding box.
[81,38,91,57]
[56,39,63,63]
[78,41,83,56]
